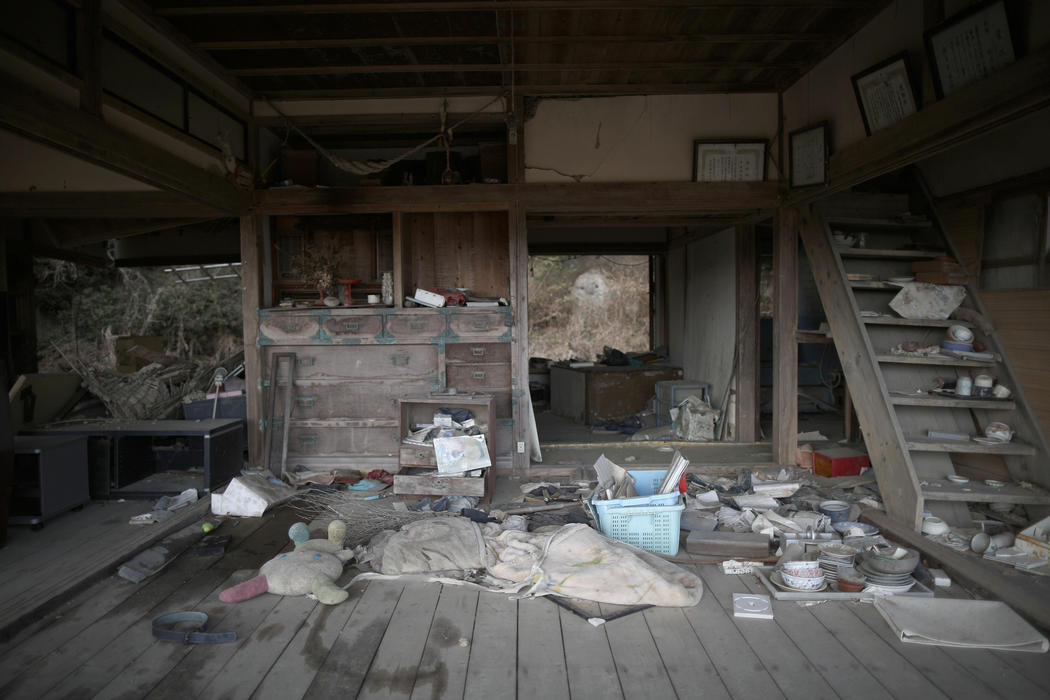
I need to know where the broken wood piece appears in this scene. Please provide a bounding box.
[685,530,770,557]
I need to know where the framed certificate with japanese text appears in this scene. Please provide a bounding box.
[925,0,1016,98]
[789,122,829,189]
[693,140,767,182]
[851,52,919,136]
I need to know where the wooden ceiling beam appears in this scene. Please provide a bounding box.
[259,82,778,99]
[156,1,874,17]
[230,61,802,77]
[252,181,781,216]
[46,217,220,246]
[786,45,1050,207]
[0,75,252,215]
[0,192,228,218]
[196,33,831,50]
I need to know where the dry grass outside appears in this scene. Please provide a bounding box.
[528,255,650,361]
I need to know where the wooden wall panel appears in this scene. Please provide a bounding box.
[938,201,984,279]
[983,290,1050,439]
[403,211,510,298]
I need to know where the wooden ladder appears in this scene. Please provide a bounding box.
[798,176,1050,530]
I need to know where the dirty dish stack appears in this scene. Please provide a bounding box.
[858,546,919,593]
[775,559,826,591]
[817,543,856,584]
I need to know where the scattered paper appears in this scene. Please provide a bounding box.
[434,434,492,474]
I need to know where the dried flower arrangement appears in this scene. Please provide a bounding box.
[292,243,339,302]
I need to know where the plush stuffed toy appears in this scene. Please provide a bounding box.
[220,520,354,605]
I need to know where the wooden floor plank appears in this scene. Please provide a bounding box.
[735,573,890,699]
[935,646,1048,698]
[600,601,677,699]
[303,581,406,699]
[991,649,1050,693]
[642,605,729,700]
[463,592,518,700]
[557,604,625,700]
[678,566,786,700]
[410,585,480,700]
[517,596,570,699]
[807,600,950,700]
[357,582,442,699]
[846,596,1006,700]
[201,593,320,699]
[251,577,370,700]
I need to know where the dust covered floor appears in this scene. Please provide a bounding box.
[2,503,1048,699]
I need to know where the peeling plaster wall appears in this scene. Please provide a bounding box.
[523,94,779,183]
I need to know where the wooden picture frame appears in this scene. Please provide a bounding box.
[851,52,920,136]
[789,122,829,189]
[924,0,1016,98]
[692,139,767,182]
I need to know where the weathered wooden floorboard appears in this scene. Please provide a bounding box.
[734,573,890,699]
[991,647,1050,694]
[557,604,624,700]
[845,593,1005,700]
[935,645,1047,698]
[463,591,517,700]
[643,605,731,699]
[201,593,320,699]
[517,596,570,699]
[410,585,480,700]
[807,599,950,699]
[678,566,785,700]
[251,577,370,700]
[696,565,838,700]
[600,601,677,699]
[302,581,406,699]
[356,582,442,699]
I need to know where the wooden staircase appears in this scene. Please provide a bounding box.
[798,178,1050,531]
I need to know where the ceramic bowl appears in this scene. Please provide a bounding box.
[819,500,851,523]
[921,516,950,536]
[832,521,878,537]
[782,560,822,578]
[863,547,919,574]
[984,422,1014,442]
[941,339,974,353]
[947,324,974,343]
[781,570,827,590]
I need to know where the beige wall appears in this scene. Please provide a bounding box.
[524,94,779,183]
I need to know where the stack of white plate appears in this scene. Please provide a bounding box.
[856,561,915,592]
[817,543,856,582]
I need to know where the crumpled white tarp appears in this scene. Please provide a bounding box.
[372,521,703,607]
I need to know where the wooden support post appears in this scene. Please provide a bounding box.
[510,201,530,476]
[735,223,759,442]
[240,216,264,465]
[392,212,404,308]
[76,0,102,117]
[772,208,798,465]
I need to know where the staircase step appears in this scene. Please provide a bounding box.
[825,216,934,229]
[875,354,995,368]
[838,248,944,260]
[891,395,1016,410]
[905,436,1036,455]
[921,479,1050,505]
[850,280,908,290]
[862,316,972,328]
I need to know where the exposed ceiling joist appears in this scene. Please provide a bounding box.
[0,75,252,215]
[260,82,779,99]
[155,1,874,16]
[196,33,831,50]
[230,61,802,77]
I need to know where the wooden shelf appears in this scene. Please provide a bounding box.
[838,248,945,260]
[861,316,972,328]
[905,436,1036,455]
[921,480,1050,505]
[825,216,934,229]
[891,395,1016,410]
[289,418,399,428]
[875,354,995,368]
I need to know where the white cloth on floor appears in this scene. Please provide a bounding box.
[874,596,1048,653]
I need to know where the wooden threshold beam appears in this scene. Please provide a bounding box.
[0,75,251,215]
[252,181,781,216]
[198,33,831,50]
[158,1,877,16]
[0,192,228,218]
[230,60,801,77]
[787,45,1050,206]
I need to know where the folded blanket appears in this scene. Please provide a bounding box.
[874,596,1048,653]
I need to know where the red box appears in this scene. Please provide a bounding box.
[813,448,870,477]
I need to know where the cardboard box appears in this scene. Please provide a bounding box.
[814,447,870,477]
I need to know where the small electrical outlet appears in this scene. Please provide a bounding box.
[517,441,526,453]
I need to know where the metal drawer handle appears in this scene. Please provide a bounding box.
[472,370,486,380]
[297,357,316,367]
[298,435,318,447]
[391,355,411,367]
[296,396,316,408]
[408,320,426,330]
[471,319,490,330]
[343,320,361,331]
[471,347,486,357]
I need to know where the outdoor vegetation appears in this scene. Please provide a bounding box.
[528,255,650,361]
[35,259,244,372]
